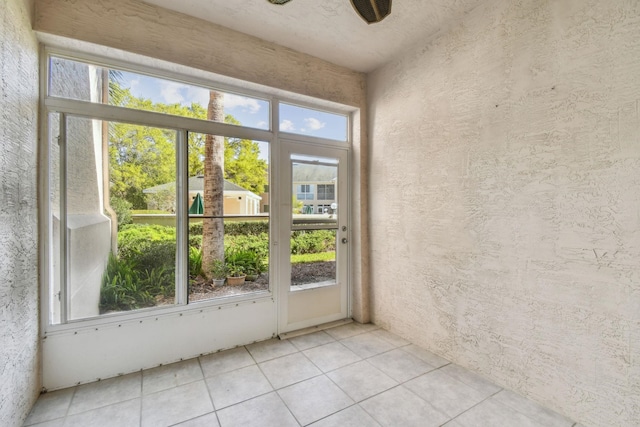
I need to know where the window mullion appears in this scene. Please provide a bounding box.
[44,97,272,143]
[176,129,189,306]
[59,112,69,324]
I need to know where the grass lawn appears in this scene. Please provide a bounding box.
[291,251,335,264]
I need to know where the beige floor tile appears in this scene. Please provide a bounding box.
[142,358,203,395]
[216,392,298,427]
[246,338,298,363]
[67,372,141,416]
[327,361,398,402]
[325,323,379,340]
[259,352,322,389]
[368,348,434,382]
[64,398,140,427]
[23,388,74,426]
[404,369,489,418]
[206,365,272,409]
[369,329,410,347]
[173,411,221,426]
[453,397,548,427]
[303,341,362,372]
[492,390,574,427]
[288,330,336,351]
[360,386,449,427]
[439,364,502,395]
[199,347,255,378]
[340,332,396,359]
[278,375,353,426]
[141,380,213,427]
[309,404,380,427]
[401,344,450,368]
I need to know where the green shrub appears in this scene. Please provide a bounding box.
[138,265,175,298]
[189,221,268,237]
[189,247,203,278]
[225,249,265,275]
[100,251,175,313]
[100,253,154,313]
[118,224,176,261]
[189,222,203,236]
[188,234,202,250]
[224,233,269,260]
[224,220,268,236]
[109,196,133,229]
[290,230,336,254]
[129,241,176,273]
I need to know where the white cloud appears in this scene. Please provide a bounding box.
[280,120,295,131]
[186,86,209,107]
[224,94,261,113]
[128,78,140,91]
[256,120,268,129]
[304,117,326,131]
[159,81,210,107]
[159,81,186,104]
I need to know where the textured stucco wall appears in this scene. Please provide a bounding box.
[0,0,40,425]
[34,0,370,322]
[368,1,639,426]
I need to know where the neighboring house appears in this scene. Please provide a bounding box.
[292,163,338,214]
[143,176,262,215]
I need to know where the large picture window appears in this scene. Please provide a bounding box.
[45,54,272,324]
[42,51,352,330]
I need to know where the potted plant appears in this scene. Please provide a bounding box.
[245,255,265,281]
[226,264,246,286]
[210,259,227,287]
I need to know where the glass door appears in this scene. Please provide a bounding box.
[278,141,349,333]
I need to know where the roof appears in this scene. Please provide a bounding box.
[143,176,256,195]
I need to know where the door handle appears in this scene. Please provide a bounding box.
[341,238,348,244]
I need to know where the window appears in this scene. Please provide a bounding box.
[317,204,331,214]
[49,56,270,130]
[317,184,335,201]
[279,102,348,142]
[44,53,272,324]
[296,184,314,200]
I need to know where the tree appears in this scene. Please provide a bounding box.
[201,91,225,276]
[108,121,177,209]
[105,81,268,276]
[224,116,268,195]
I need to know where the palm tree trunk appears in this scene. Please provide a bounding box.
[202,91,225,277]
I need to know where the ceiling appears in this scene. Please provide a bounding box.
[141,0,484,73]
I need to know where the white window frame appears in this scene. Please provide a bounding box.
[39,46,353,334]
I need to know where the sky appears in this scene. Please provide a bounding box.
[119,71,348,142]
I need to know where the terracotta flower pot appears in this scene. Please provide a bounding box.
[226,275,246,286]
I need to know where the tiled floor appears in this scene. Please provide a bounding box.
[23,323,578,427]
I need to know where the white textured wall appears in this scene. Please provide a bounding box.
[0,0,40,425]
[368,1,639,426]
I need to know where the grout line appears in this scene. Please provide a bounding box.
[441,388,503,426]
[197,356,216,412]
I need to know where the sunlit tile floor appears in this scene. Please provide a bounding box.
[23,323,578,427]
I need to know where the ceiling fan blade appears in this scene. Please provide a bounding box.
[350,0,392,24]
[266,0,392,24]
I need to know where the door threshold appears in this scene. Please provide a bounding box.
[279,318,353,340]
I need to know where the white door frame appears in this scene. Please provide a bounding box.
[277,140,350,334]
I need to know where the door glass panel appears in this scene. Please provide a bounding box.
[187,133,270,302]
[290,155,339,289]
[49,113,62,324]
